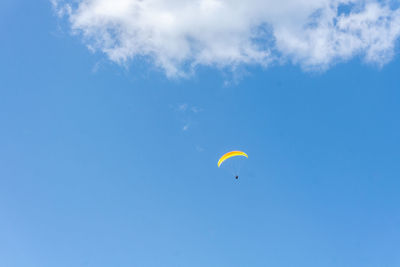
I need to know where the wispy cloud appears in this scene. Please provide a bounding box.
[53,0,400,76]
[178,103,188,112]
[190,106,202,114]
[182,124,190,131]
[172,103,202,131]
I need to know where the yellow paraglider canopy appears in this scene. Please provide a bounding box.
[218,151,248,167]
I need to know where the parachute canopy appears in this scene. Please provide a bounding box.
[218,151,248,167]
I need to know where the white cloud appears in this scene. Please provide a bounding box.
[172,103,202,131]
[191,106,202,113]
[178,103,188,111]
[54,0,400,76]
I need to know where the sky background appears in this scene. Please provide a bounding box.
[1,1,400,267]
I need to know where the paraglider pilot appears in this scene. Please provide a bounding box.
[235,176,238,179]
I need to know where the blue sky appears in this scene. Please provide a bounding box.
[1,1,400,267]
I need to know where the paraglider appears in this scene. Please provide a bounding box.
[218,151,248,179]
